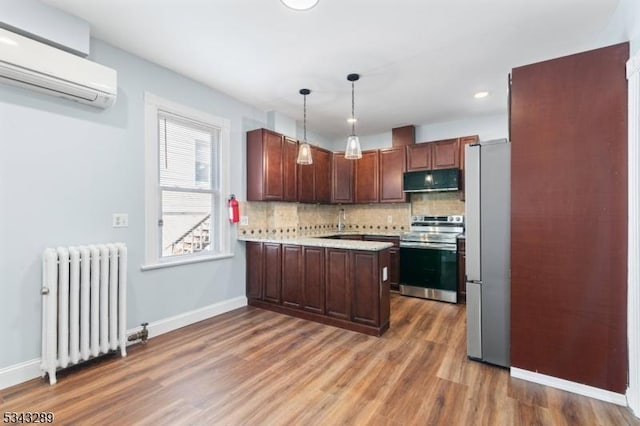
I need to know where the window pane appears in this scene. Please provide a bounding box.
[161,190,213,257]
[159,115,214,190]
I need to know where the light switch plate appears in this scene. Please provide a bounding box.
[112,213,129,228]
[387,215,393,224]
[382,266,388,281]
[240,216,249,226]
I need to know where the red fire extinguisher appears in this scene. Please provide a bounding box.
[228,194,239,224]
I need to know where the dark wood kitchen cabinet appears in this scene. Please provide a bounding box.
[364,235,400,291]
[282,137,298,201]
[246,241,263,300]
[247,129,298,201]
[432,138,460,169]
[331,152,354,203]
[314,147,332,203]
[298,145,332,203]
[281,245,302,309]
[263,243,282,304]
[354,150,379,203]
[457,237,466,304]
[406,143,432,171]
[406,138,460,172]
[379,147,407,203]
[392,125,415,147]
[352,250,388,327]
[325,248,351,320]
[246,242,391,336]
[302,246,325,314]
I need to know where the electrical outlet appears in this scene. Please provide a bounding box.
[112,213,129,228]
[240,216,249,226]
[387,215,393,224]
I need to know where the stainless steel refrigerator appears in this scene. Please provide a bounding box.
[465,139,511,368]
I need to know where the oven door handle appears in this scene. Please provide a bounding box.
[400,242,457,251]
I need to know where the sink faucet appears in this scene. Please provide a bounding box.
[337,208,346,232]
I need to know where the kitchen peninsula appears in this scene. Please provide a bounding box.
[239,234,392,336]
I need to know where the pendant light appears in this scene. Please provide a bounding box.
[345,73,363,159]
[296,88,313,165]
[280,0,319,11]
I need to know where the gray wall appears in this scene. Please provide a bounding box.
[0,38,266,369]
[330,113,508,151]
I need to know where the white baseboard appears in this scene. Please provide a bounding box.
[0,296,247,391]
[0,358,42,390]
[510,367,628,406]
[126,295,247,339]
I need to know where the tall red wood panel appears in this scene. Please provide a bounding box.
[510,43,628,393]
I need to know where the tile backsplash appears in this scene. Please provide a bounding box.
[238,192,465,237]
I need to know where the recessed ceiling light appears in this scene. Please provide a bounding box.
[280,0,319,11]
[474,91,489,99]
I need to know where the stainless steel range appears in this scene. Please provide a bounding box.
[399,215,464,303]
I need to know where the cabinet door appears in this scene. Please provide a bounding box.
[246,242,263,300]
[392,125,415,147]
[297,159,315,203]
[325,249,351,320]
[263,243,282,304]
[354,150,379,203]
[351,251,379,326]
[432,138,460,169]
[263,130,285,199]
[406,143,432,171]
[302,246,325,314]
[379,147,407,203]
[331,152,353,203]
[283,138,298,202]
[282,245,302,309]
[314,147,332,203]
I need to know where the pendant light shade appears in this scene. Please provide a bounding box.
[345,73,363,160]
[297,88,313,165]
[280,0,319,11]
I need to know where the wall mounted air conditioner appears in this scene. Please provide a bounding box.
[0,28,117,108]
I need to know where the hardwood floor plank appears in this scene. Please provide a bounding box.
[1,293,637,425]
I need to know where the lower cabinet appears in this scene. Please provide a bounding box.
[282,245,302,308]
[302,246,325,314]
[325,248,351,320]
[246,242,390,336]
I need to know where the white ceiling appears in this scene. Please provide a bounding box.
[41,0,629,139]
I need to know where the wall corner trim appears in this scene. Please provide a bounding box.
[0,296,248,391]
[510,367,628,406]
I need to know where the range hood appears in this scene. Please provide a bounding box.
[403,168,460,193]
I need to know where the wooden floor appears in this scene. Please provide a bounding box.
[2,294,638,425]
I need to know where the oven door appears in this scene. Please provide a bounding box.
[399,243,458,303]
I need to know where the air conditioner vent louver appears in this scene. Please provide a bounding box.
[0,28,116,108]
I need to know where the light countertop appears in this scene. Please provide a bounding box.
[237,234,394,251]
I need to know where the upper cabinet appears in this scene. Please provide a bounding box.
[332,152,354,204]
[247,128,297,201]
[354,150,379,203]
[379,147,407,203]
[297,145,332,204]
[406,138,460,172]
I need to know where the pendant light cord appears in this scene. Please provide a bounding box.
[351,81,356,136]
[303,93,307,142]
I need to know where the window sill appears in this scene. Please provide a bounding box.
[140,253,234,271]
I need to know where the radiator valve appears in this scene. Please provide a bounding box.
[128,322,149,344]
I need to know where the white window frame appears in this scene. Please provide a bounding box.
[142,92,232,270]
